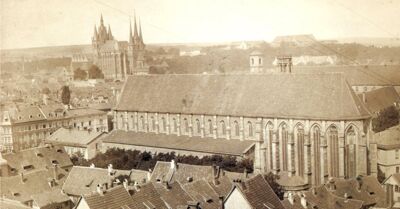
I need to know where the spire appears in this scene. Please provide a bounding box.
[100,14,104,26]
[133,11,139,40]
[139,17,143,43]
[93,24,98,40]
[129,19,133,43]
[108,24,113,40]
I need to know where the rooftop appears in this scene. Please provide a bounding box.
[45,127,105,147]
[358,86,400,113]
[102,130,255,157]
[375,124,400,150]
[81,186,136,209]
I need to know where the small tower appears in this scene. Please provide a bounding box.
[249,50,264,73]
[276,55,293,73]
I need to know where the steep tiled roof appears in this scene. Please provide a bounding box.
[376,124,400,150]
[150,161,216,184]
[359,86,400,113]
[115,74,370,120]
[12,106,46,123]
[103,130,255,157]
[81,186,136,209]
[45,127,104,147]
[0,169,68,204]
[2,145,73,173]
[328,176,387,208]
[153,182,194,209]
[182,179,221,209]
[131,183,169,209]
[235,174,286,209]
[62,166,149,196]
[31,189,71,208]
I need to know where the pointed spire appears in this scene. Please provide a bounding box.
[129,19,133,43]
[93,24,98,39]
[139,17,143,42]
[108,24,113,40]
[100,14,104,25]
[133,11,139,40]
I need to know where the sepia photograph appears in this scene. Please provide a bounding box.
[1,0,400,208]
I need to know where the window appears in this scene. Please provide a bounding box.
[397,167,399,173]
[183,118,189,133]
[208,119,213,135]
[396,150,399,160]
[251,58,254,65]
[247,122,253,137]
[234,121,240,136]
[220,121,226,136]
[161,117,167,132]
[151,117,156,131]
[173,118,178,133]
[140,116,145,131]
[396,185,399,192]
[196,119,201,134]
[259,58,262,65]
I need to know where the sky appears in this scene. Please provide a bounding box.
[1,0,399,49]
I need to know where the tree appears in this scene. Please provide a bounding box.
[73,67,87,80]
[372,106,399,132]
[264,172,284,200]
[88,65,104,79]
[60,85,71,105]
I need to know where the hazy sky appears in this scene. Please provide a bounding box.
[1,0,399,49]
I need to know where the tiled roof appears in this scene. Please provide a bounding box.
[82,186,136,209]
[2,145,73,173]
[182,179,221,209]
[0,169,68,204]
[376,124,400,150]
[45,127,104,147]
[67,108,106,117]
[153,182,194,209]
[359,86,400,113]
[235,174,286,209]
[131,183,169,209]
[0,198,31,209]
[328,176,387,208]
[103,130,255,157]
[12,106,46,123]
[115,74,370,120]
[31,189,70,208]
[150,161,215,184]
[62,166,149,196]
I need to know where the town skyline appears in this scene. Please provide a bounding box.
[1,0,400,49]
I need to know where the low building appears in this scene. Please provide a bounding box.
[44,128,105,160]
[62,165,149,203]
[224,174,285,209]
[383,173,400,208]
[377,125,400,178]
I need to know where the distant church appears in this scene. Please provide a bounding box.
[91,14,148,80]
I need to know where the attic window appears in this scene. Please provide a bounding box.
[23,165,34,171]
[13,192,21,197]
[18,116,22,120]
[56,149,63,153]
[52,160,59,165]
[38,114,41,117]
[156,178,161,182]
[36,152,43,157]
[29,115,33,118]
[369,191,375,195]
[10,168,16,173]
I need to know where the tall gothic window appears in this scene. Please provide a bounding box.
[140,116,145,131]
[173,118,178,133]
[220,121,226,136]
[151,116,156,131]
[119,114,124,130]
[234,121,240,137]
[130,115,134,130]
[295,124,305,176]
[247,122,253,137]
[345,126,357,178]
[161,117,166,132]
[183,118,189,133]
[312,126,321,185]
[328,126,339,177]
[280,123,288,171]
[196,119,201,134]
[265,123,274,170]
[208,119,213,135]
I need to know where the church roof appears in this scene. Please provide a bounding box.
[115,74,370,120]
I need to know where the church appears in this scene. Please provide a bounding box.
[91,14,148,81]
[107,53,376,191]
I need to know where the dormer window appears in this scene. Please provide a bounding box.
[29,115,33,119]
[38,114,41,117]
[52,160,59,164]
[56,149,63,153]
[18,116,22,120]
[12,192,20,197]
[23,165,34,171]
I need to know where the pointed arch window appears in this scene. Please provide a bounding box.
[208,119,213,135]
[247,122,254,137]
[234,121,240,137]
[161,117,166,132]
[220,121,226,136]
[183,118,189,133]
[196,119,201,134]
[295,124,305,175]
[140,116,145,131]
[328,126,339,177]
[173,118,178,133]
[151,116,156,131]
[280,124,289,171]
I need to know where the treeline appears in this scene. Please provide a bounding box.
[71,148,253,173]
[372,106,400,132]
[1,57,71,74]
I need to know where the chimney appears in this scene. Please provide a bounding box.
[147,169,152,181]
[163,180,170,190]
[219,196,225,209]
[20,173,25,183]
[96,184,103,195]
[362,92,366,103]
[344,193,349,202]
[288,192,294,205]
[243,168,248,179]
[107,164,113,176]
[328,178,336,190]
[170,160,176,170]
[90,163,95,168]
[356,176,363,191]
[134,181,140,191]
[300,194,307,209]
[123,179,128,190]
[212,165,220,185]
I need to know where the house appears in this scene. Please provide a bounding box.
[383,173,400,208]
[358,86,400,114]
[131,183,169,209]
[62,165,149,203]
[44,128,105,160]
[74,186,136,209]
[224,174,285,209]
[282,186,363,209]
[0,145,73,177]
[376,125,400,178]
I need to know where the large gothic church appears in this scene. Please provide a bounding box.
[92,14,148,80]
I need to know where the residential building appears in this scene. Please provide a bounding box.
[44,128,105,160]
[376,125,400,178]
[130,183,169,209]
[383,173,400,208]
[0,105,109,152]
[111,71,374,190]
[224,174,285,209]
[0,110,13,152]
[74,186,136,209]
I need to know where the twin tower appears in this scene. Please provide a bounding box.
[92,14,148,81]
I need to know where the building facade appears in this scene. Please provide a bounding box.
[91,14,148,81]
[111,70,376,190]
